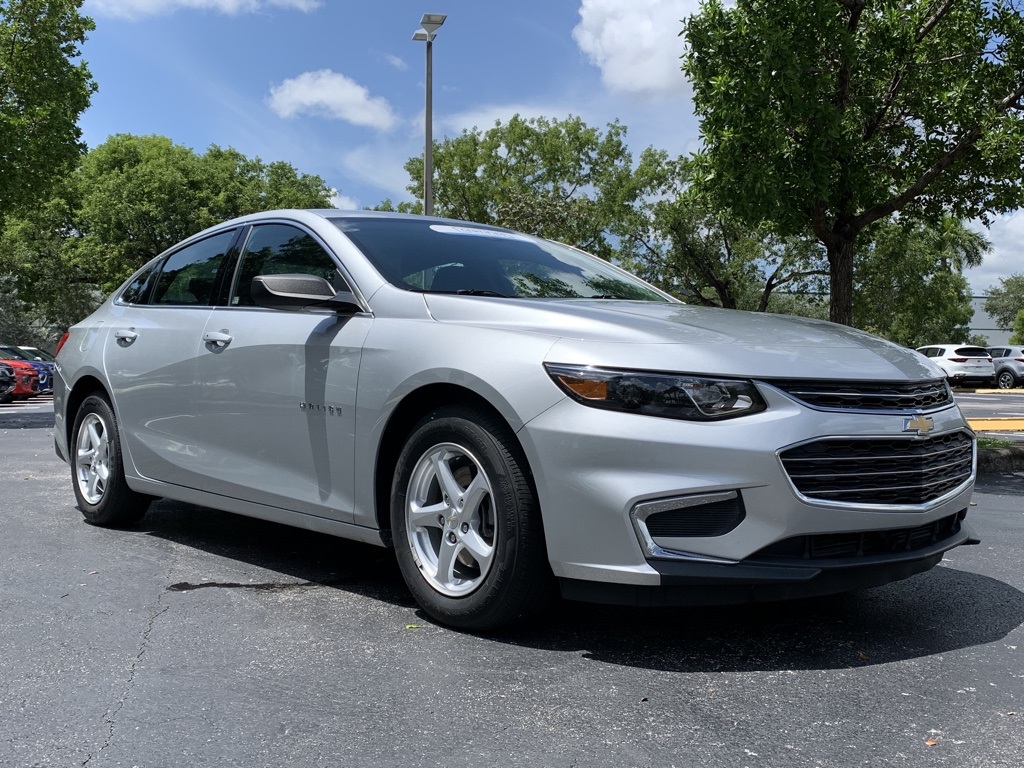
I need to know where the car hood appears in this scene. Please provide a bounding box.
[423,297,939,381]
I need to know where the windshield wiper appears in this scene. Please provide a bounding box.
[453,289,509,297]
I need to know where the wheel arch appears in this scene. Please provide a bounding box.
[373,383,535,536]
[64,375,111,450]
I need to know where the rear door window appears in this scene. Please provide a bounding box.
[152,231,236,306]
[955,347,990,357]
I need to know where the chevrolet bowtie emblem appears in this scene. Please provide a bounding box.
[903,414,934,435]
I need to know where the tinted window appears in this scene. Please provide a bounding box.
[152,231,235,306]
[230,224,341,307]
[332,218,669,302]
[954,347,989,357]
[119,259,161,305]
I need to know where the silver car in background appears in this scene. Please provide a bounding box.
[54,210,978,630]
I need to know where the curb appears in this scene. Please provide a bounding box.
[977,445,1024,475]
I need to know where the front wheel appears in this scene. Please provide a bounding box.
[997,370,1018,390]
[71,394,150,527]
[390,406,551,630]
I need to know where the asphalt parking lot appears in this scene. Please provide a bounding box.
[2,397,1023,767]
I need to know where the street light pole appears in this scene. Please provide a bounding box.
[413,13,446,217]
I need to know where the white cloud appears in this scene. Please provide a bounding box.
[385,54,409,71]
[342,145,415,202]
[439,103,581,137]
[966,213,1024,295]
[329,191,359,210]
[573,0,700,95]
[88,0,321,19]
[268,70,397,131]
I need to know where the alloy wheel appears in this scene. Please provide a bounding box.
[404,442,497,597]
[75,412,111,505]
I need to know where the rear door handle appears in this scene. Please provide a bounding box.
[203,330,233,348]
[114,329,138,344]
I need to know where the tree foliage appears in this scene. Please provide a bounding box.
[0,134,334,340]
[1010,308,1024,345]
[0,0,95,219]
[404,115,646,258]
[620,151,829,312]
[682,0,1024,325]
[984,273,1024,330]
[853,217,986,347]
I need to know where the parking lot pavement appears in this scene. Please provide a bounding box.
[2,397,1024,767]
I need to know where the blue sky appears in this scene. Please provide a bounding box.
[78,0,1020,293]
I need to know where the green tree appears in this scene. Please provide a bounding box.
[0,0,95,219]
[984,273,1024,330]
[404,115,645,258]
[67,134,333,290]
[683,0,1024,326]
[1010,308,1024,345]
[0,134,334,339]
[853,217,985,347]
[620,152,829,312]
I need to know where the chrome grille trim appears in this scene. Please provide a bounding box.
[761,378,953,413]
[778,430,975,508]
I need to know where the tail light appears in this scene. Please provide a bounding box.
[55,332,70,357]
[949,358,967,362]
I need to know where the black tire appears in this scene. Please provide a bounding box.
[996,370,1018,390]
[390,405,552,631]
[70,393,150,527]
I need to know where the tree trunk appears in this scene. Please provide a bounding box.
[826,236,856,326]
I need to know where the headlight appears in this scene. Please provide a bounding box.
[544,364,767,421]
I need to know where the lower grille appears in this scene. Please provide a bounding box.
[644,495,746,538]
[779,430,974,505]
[754,511,965,560]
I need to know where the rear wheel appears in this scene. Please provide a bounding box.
[997,370,1018,390]
[71,394,150,527]
[390,406,551,630]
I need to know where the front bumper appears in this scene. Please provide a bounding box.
[561,513,978,606]
[519,387,976,599]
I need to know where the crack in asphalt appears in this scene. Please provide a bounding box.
[166,580,319,592]
[82,597,169,767]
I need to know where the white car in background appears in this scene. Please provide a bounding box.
[915,344,995,388]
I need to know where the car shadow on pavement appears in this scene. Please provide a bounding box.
[495,566,1024,673]
[0,404,56,430]
[132,497,1023,674]
[136,498,417,610]
[974,472,1024,495]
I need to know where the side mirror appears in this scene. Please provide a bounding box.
[251,274,363,314]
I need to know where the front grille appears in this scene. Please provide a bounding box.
[645,495,746,538]
[764,378,952,412]
[754,512,965,560]
[779,430,974,505]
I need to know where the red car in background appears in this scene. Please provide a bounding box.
[0,358,39,403]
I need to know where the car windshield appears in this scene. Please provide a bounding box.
[331,217,671,302]
[0,346,32,361]
[19,347,55,362]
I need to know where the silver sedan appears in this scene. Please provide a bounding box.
[54,210,978,630]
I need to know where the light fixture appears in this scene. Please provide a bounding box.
[412,13,447,217]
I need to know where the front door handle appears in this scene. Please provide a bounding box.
[203,330,233,348]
